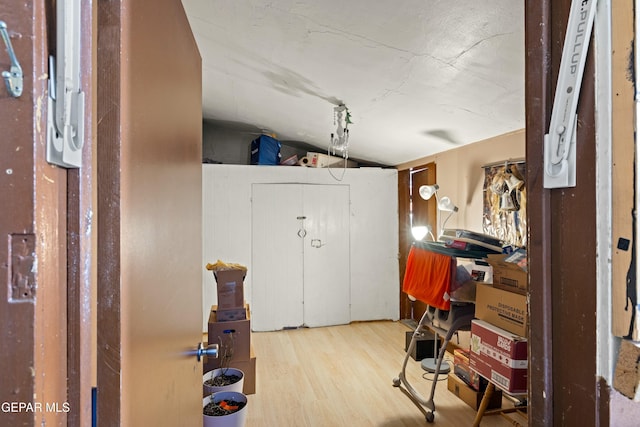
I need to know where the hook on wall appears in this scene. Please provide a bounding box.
[0,21,23,97]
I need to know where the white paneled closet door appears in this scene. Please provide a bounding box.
[251,183,350,331]
[251,184,305,331]
[302,184,350,327]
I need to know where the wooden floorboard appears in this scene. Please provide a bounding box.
[244,320,525,426]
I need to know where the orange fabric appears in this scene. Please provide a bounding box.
[402,246,454,310]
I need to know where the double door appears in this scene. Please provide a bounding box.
[251,183,350,331]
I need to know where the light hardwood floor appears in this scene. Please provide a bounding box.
[245,320,526,426]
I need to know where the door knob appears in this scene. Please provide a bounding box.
[196,342,219,362]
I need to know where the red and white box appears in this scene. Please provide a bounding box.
[469,319,528,394]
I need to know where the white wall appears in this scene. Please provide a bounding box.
[202,164,399,331]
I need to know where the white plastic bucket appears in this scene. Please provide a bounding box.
[203,391,247,427]
[203,368,244,396]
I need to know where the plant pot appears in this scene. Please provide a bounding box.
[203,391,247,427]
[203,368,244,396]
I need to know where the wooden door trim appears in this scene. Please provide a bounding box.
[66,2,96,426]
[398,162,437,322]
[525,1,554,423]
[1,2,69,425]
[526,0,605,424]
[96,1,123,424]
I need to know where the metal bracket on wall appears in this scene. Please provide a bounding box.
[543,0,598,188]
[0,21,23,97]
[46,1,85,168]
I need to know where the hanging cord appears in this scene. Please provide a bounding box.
[327,104,352,181]
[327,149,348,181]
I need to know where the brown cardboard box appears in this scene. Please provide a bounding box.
[486,254,527,295]
[207,304,251,365]
[447,373,502,410]
[233,347,257,395]
[453,348,485,391]
[214,268,245,310]
[469,319,528,395]
[475,283,528,337]
[216,306,247,322]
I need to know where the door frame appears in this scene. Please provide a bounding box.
[0,2,78,425]
[525,1,606,424]
[398,162,437,322]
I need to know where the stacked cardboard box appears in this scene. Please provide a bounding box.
[205,268,256,395]
[205,305,256,395]
[469,251,529,395]
[474,283,527,337]
[453,348,485,391]
[485,252,527,295]
[214,269,247,321]
[447,372,502,411]
[469,319,527,395]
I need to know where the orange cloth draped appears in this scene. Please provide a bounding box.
[402,246,454,310]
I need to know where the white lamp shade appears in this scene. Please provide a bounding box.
[418,184,439,200]
[438,196,458,212]
[411,225,429,241]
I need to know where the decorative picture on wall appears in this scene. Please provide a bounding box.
[482,161,527,248]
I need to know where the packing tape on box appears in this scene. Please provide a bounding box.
[298,156,311,167]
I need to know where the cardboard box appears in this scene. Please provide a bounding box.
[405,330,441,361]
[487,253,527,295]
[207,304,251,364]
[214,269,245,310]
[469,319,528,395]
[474,283,528,337]
[233,349,257,395]
[447,373,502,410]
[305,152,357,168]
[454,348,486,391]
[216,306,247,322]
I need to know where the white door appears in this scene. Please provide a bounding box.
[251,183,350,331]
[302,184,351,327]
[252,184,305,331]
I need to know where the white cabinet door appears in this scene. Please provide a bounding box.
[251,183,350,331]
[251,184,305,331]
[302,184,351,327]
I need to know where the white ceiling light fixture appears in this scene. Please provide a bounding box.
[329,104,351,159]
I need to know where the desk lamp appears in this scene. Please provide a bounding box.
[418,185,459,239]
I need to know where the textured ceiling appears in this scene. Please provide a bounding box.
[182,0,525,166]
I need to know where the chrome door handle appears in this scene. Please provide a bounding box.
[196,342,219,362]
[297,229,307,238]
